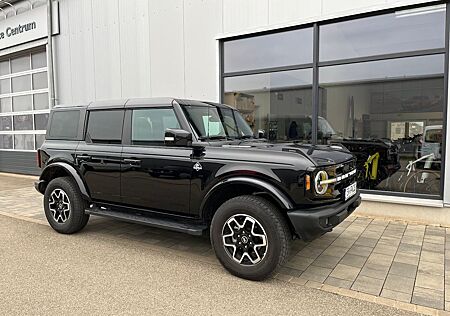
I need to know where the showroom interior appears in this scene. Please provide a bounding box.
[221,2,447,201]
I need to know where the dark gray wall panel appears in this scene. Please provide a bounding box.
[0,151,39,175]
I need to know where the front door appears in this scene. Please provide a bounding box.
[120,107,192,214]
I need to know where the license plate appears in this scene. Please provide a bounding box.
[345,182,357,201]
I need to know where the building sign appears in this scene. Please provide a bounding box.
[0,4,59,50]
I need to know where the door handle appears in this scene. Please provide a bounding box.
[123,158,141,166]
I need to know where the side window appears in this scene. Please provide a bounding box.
[86,110,124,144]
[48,110,80,139]
[132,108,180,145]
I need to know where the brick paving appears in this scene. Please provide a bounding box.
[1,173,449,313]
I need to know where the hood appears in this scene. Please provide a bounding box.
[221,141,355,167]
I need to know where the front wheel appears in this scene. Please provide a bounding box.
[210,195,291,281]
[44,177,90,234]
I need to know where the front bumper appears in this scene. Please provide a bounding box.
[287,192,361,242]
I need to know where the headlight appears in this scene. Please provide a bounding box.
[314,170,328,195]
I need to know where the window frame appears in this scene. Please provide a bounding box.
[219,1,449,200]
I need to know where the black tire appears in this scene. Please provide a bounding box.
[210,195,291,281]
[44,177,90,234]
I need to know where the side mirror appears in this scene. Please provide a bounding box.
[164,128,192,147]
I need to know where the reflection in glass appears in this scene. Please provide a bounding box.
[0,135,13,149]
[0,98,12,113]
[32,72,48,90]
[13,115,33,130]
[12,75,31,92]
[32,52,47,69]
[320,4,445,61]
[35,134,45,149]
[34,93,49,110]
[34,113,49,130]
[132,108,180,143]
[11,55,30,73]
[224,28,313,73]
[0,116,12,131]
[14,134,34,150]
[0,78,10,94]
[224,69,313,142]
[0,60,9,76]
[319,54,444,196]
[13,95,32,112]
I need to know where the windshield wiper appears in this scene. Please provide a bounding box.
[239,135,254,139]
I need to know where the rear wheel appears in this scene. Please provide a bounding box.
[44,177,90,234]
[210,195,291,281]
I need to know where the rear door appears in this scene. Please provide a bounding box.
[75,109,124,203]
[121,107,192,214]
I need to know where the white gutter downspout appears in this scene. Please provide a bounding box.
[46,0,55,107]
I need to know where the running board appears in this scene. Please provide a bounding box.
[85,207,207,236]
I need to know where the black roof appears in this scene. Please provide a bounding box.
[53,98,234,110]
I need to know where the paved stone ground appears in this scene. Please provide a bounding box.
[0,173,449,314]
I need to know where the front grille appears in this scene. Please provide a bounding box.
[318,159,357,199]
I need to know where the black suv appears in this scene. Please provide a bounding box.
[35,98,361,280]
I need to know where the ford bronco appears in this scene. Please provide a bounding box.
[35,98,361,280]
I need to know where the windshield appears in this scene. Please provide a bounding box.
[425,128,442,143]
[183,105,254,140]
[318,116,337,136]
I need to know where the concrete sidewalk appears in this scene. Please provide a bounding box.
[0,173,448,314]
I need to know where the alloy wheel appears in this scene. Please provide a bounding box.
[222,214,268,265]
[48,188,71,223]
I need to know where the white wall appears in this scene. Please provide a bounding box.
[54,0,439,105]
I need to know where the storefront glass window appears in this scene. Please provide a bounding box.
[0,135,13,149]
[35,134,45,149]
[320,4,445,61]
[319,55,444,196]
[32,72,48,90]
[13,115,33,131]
[224,69,313,142]
[0,116,12,131]
[224,28,313,73]
[11,55,30,73]
[13,95,32,112]
[0,60,9,75]
[33,93,49,110]
[34,113,49,130]
[0,98,12,113]
[0,49,50,151]
[32,52,46,69]
[12,75,31,92]
[222,3,446,198]
[14,134,34,150]
[0,78,10,94]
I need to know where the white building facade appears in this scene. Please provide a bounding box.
[0,0,448,223]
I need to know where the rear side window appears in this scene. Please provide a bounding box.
[86,110,124,144]
[48,110,80,139]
